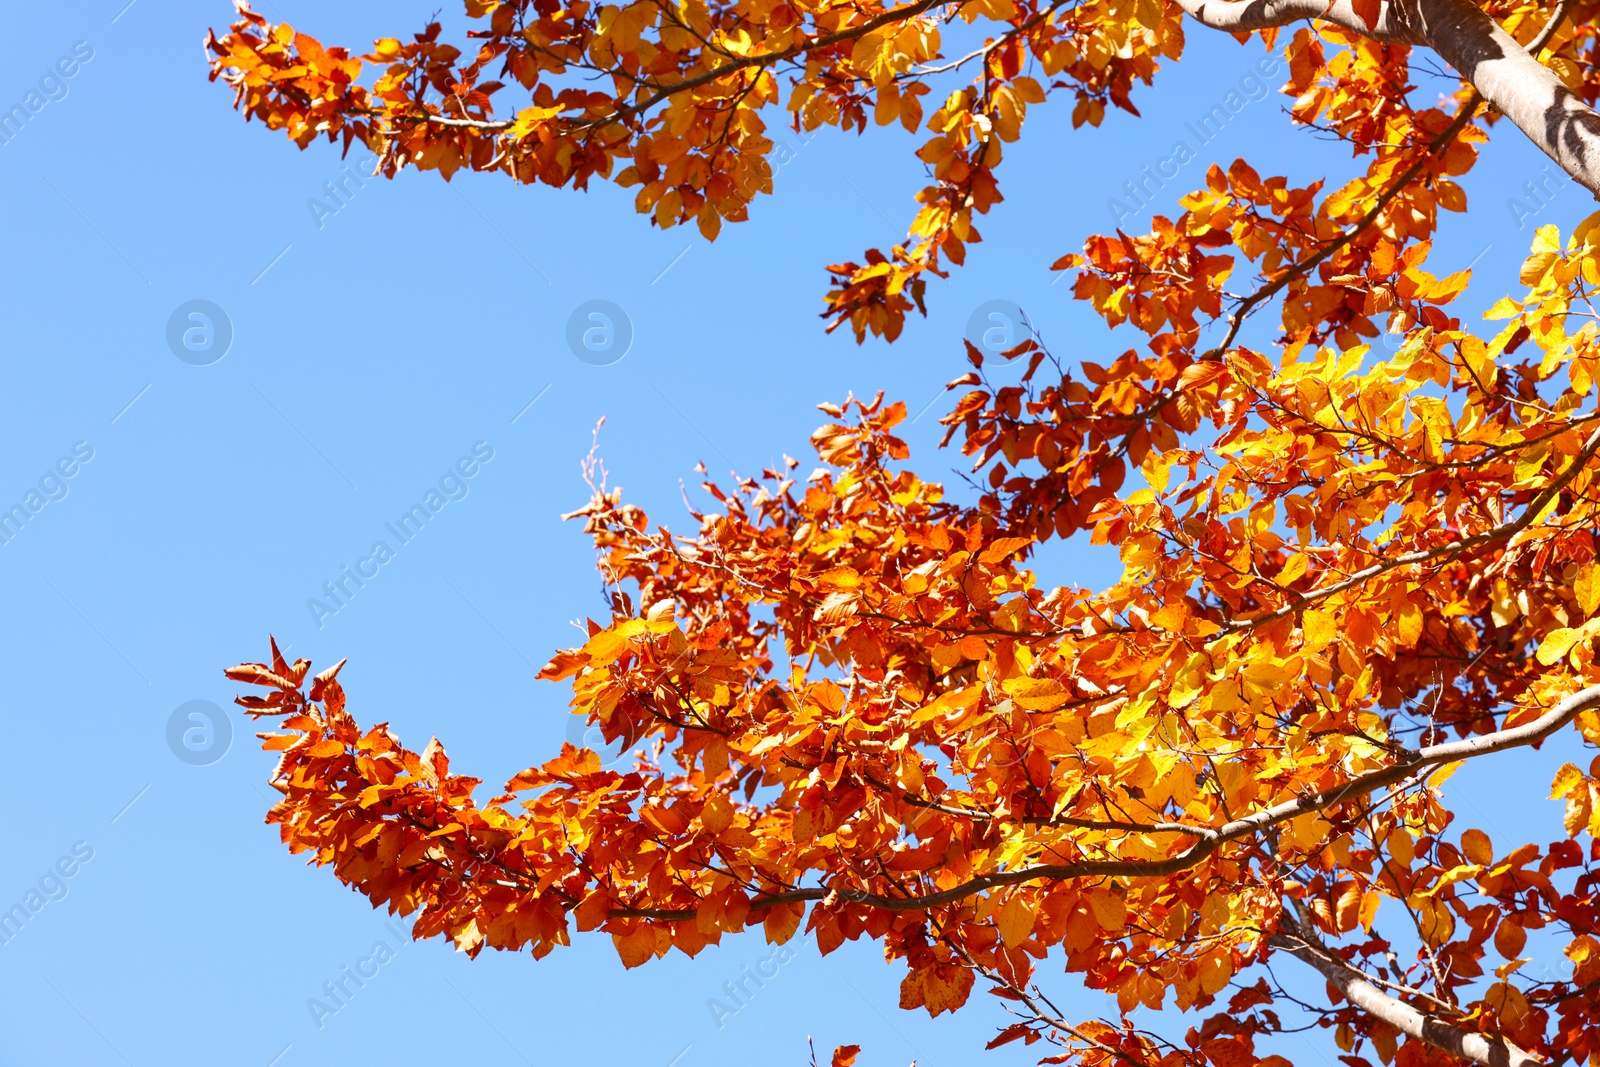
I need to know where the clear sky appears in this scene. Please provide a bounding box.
[0,3,1590,1066]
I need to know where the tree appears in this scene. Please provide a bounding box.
[214,0,1600,1064]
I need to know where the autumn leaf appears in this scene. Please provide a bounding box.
[212,0,1600,1058]
[997,893,1037,947]
[1538,627,1583,665]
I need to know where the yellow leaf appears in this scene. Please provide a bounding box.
[1485,296,1522,320]
[1141,451,1171,493]
[1151,603,1189,631]
[1426,270,1470,304]
[1572,356,1594,396]
[1001,676,1068,711]
[1417,896,1455,945]
[1577,564,1600,616]
[1533,223,1563,255]
[452,918,484,955]
[1521,251,1560,286]
[1426,761,1463,787]
[1386,827,1415,867]
[1552,762,1585,799]
[1569,934,1600,964]
[1396,600,1423,647]
[911,683,981,725]
[1168,651,1207,708]
[818,566,862,588]
[1279,552,1308,585]
[997,893,1037,947]
[1302,609,1335,652]
[1085,888,1127,932]
[1012,76,1046,104]
[582,625,637,666]
[1536,627,1581,665]
[1564,788,1592,838]
[701,792,733,834]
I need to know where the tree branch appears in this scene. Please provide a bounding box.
[385,0,954,136]
[1415,0,1600,195]
[1171,0,1419,41]
[1269,903,1542,1067]
[610,682,1600,918]
[1177,0,1600,196]
[1220,422,1600,635]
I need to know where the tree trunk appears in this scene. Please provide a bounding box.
[1269,919,1543,1067]
[1173,0,1600,197]
[1414,0,1600,196]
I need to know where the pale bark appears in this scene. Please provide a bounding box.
[1414,0,1600,196]
[1270,904,1542,1067]
[1172,0,1418,40]
[1173,0,1600,197]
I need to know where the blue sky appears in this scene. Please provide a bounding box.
[0,3,1591,1066]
